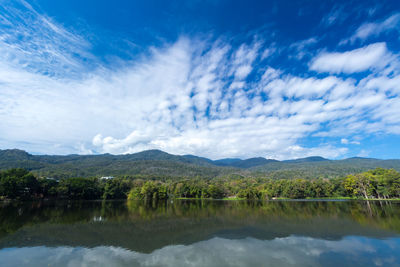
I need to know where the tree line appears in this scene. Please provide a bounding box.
[0,168,399,201]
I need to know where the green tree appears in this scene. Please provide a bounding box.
[103,178,131,199]
[207,184,225,199]
[0,168,39,199]
[57,177,103,200]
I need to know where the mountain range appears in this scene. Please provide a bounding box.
[1,149,399,179]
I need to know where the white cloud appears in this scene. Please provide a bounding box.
[310,43,390,74]
[341,138,360,145]
[234,65,252,80]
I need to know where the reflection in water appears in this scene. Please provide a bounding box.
[1,236,399,267]
[0,200,399,266]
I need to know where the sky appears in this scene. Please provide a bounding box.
[0,0,400,160]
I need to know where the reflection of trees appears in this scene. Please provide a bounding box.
[126,200,400,233]
[1,200,399,241]
[348,200,400,232]
[0,201,114,237]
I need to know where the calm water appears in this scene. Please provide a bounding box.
[0,200,399,267]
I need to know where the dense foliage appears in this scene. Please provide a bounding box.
[0,169,39,200]
[1,168,399,201]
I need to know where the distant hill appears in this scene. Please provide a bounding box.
[0,149,31,160]
[283,156,328,163]
[0,149,400,179]
[251,157,400,179]
[229,157,279,168]
[213,158,242,166]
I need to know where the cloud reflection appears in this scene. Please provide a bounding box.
[1,235,398,267]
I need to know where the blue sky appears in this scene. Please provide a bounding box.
[0,0,400,160]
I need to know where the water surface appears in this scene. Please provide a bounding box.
[0,200,399,266]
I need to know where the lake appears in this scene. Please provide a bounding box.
[0,199,399,266]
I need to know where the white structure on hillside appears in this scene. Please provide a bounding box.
[100,176,114,180]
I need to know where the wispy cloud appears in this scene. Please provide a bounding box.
[346,13,400,44]
[288,37,318,60]
[340,138,360,145]
[320,5,348,27]
[0,1,93,79]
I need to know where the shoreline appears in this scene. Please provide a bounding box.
[3,198,399,203]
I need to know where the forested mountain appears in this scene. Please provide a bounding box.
[215,157,279,168]
[0,149,400,179]
[283,156,328,163]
